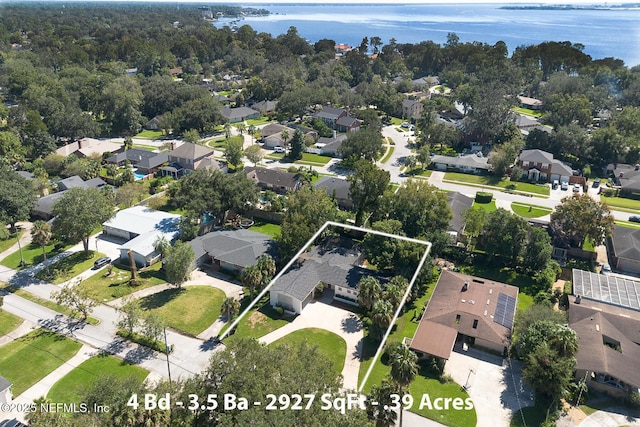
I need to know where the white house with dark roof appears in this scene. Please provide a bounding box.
[270,245,381,314]
[431,153,490,174]
[609,226,640,275]
[106,149,168,174]
[316,134,347,157]
[314,176,352,210]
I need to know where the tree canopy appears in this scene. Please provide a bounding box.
[550,194,614,248]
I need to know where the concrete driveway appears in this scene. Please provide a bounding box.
[444,345,535,427]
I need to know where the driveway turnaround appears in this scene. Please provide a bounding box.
[258,297,363,391]
[444,345,535,427]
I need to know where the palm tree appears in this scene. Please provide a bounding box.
[31,220,52,273]
[153,235,171,261]
[221,297,241,321]
[367,379,398,427]
[358,276,382,312]
[241,264,263,299]
[224,122,232,140]
[388,343,418,427]
[256,254,276,287]
[280,129,290,153]
[248,124,257,144]
[550,324,578,357]
[384,276,408,310]
[237,122,247,149]
[371,299,393,340]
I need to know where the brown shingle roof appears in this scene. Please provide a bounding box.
[409,320,458,360]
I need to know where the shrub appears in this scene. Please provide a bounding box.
[475,191,493,204]
[287,166,298,173]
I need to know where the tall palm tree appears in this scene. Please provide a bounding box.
[280,129,290,152]
[224,122,232,140]
[241,264,263,299]
[367,379,398,427]
[237,122,247,149]
[256,254,276,287]
[384,276,408,310]
[358,276,382,311]
[388,343,418,427]
[371,299,393,339]
[153,235,171,261]
[31,220,52,272]
[248,124,257,144]
[221,297,241,321]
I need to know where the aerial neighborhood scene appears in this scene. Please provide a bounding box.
[1,2,640,427]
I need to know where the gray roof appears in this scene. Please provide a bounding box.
[16,170,34,180]
[573,268,640,311]
[432,153,490,170]
[169,142,213,161]
[315,106,345,120]
[549,160,574,177]
[196,229,273,269]
[614,164,640,192]
[245,167,300,190]
[519,149,554,164]
[0,375,11,392]
[271,245,379,301]
[314,176,351,201]
[221,106,259,121]
[34,191,67,216]
[446,192,473,233]
[318,134,347,153]
[252,100,277,112]
[57,175,106,191]
[402,99,420,108]
[611,225,640,264]
[336,115,359,128]
[261,123,291,138]
[514,114,539,128]
[106,149,168,169]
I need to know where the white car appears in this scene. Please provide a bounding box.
[274,146,285,153]
[561,181,568,191]
[601,263,612,275]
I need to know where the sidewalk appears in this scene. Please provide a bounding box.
[0,319,36,346]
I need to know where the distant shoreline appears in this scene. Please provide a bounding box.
[501,4,640,10]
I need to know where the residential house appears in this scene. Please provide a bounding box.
[412,76,440,87]
[189,228,273,272]
[334,44,352,57]
[446,192,473,243]
[33,176,108,220]
[517,149,576,184]
[514,114,540,131]
[0,375,11,405]
[145,115,164,130]
[609,225,640,274]
[251,100,278,114]
[102,206,181,267]
[431,153,491,174]
[517,96,543,110]
[568,294,640,397]
[16,171,35,181]
[261,124,296,150]
[161,142,223,178]
[270,244,383,314]
[55,138,122,158]
[221,106,260,123]
[335,115,361,133]
[314,106,361,132]
[314,176,352,210]
[402,99,423,120]
[610,163,640,195]
[106,149,168,175]
[245,167,302,195]
[316,134,347,157]
[408,270,518,361]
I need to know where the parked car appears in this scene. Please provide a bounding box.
[274,146,285,153]
[94,257,112,269]
[552,179,559,189]
[401,122,410,128]
[630,215,640,223]
[601,263,612,275]
[573,183,581,192]
[593,178,601,188]
[561,181,568,190]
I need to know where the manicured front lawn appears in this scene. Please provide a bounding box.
[443,173,550,196]
[473,200,497,213]
[0,329,82,396]
[0,241,72,270]
[36,251,105,284]
[224,300,294,340]
[615,220,640,229]
[13,289,99,325]
[0,310,22,336]
[0,230,22,254]
[270,328,346,376]
[512,107,543,118]
[295,153,331,166]
[139,286,226,335]
[511,202,552,219]
[79,262,166,302]
[47,354,148,403]
[134,130,164,139]
[249,220,281,238]
[600,195,640,213]
[245,117,272,126]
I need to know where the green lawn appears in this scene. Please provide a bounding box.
[249,220,281,238]
[36,251,105,284]
[0,310,22,336]
[510,202,552,219]
[0,241,73,270]
[224,300,295,341]
[615,220,640,229]
[512,107,543,118]
[79,262,166,302]
[0,230,22,254]
[134,130,164,139]
[203,138,228,149]
[0,329,82,396]
[582,236,596,252]
[600,195,640,213]
[473,200,497,213]
[380,146,395,164]
[244,117,272,126]
[443,173,550,196]
[264,152,286,160]
[131,144,158,151]
[13,289,99,325]
[139,286,225,336]
[271,328,346,376]
[47,354,148,404]
[296,153,332,166]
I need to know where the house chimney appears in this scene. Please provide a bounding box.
[461,281,469,292]
[575,295,581,304]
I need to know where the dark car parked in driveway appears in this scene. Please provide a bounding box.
[630,216,640,223]
[94,257,112,269]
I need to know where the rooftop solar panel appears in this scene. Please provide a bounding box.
[494,293,516,329]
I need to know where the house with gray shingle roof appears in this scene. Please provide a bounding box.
[446,192,473,242]
[189,228,274,272]
[610,225,640,275]
[517,149,575,183]
[161,142,223,178]
[245,167,302,194]
[106,149,168,174]
[0,375,12,404]
[431,153,490,174]
[221,106,260,123]
[314,176,352,210]
[270,244,381,314]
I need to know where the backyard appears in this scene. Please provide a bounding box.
[248,220,281,238]
[270,328,346,376]
[47,354,148,403]
[0,329,82,396]
[443,173,550,196]
[138,286,225,335]
[79,262,166,302]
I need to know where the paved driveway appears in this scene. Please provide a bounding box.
[444,345,535,427]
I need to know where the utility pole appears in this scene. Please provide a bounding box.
[164,327,172,390]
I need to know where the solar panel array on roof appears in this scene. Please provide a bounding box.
[573,269,640,311]
[494,293,516,329]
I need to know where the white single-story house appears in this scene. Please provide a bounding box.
[0,375,12,404]
[431,153,490,174]
[102,206,181,267]
[189,228,274,272]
